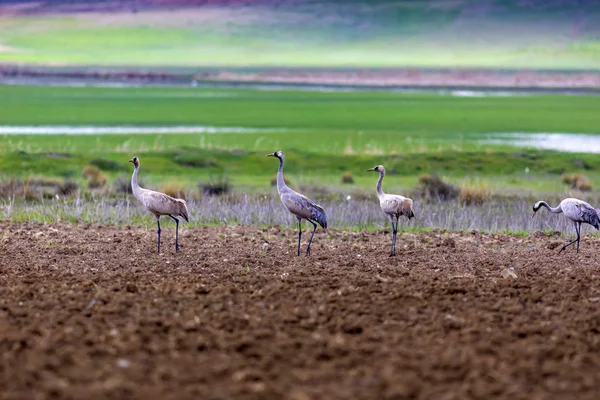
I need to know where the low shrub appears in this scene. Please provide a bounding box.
[562,173,592,191]
[200,174,231,196]
[57,180,79,197]
[417,173,458,201]
[82,165,107,189]
[341,172,354,184]
[113,177,133,194]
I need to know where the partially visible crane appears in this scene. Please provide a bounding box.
[532,198,599,253]
[266,151,327,256]
[129,156,189,253]
[366,165,414,256]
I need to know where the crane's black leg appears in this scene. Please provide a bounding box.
[306,219,318,256]
[170,215,180,252]
[576,222,582,253]
[388,215,396,257]
[297,218,302,256]
[559,221,579,254]
[393,216,399,256]
[156,218,161,254]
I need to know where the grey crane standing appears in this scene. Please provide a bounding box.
[366,165,415,256]
[129,157,190,253]
[532,197,599,253]
[266,151,327,256]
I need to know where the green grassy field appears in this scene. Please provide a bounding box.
[0,1,599,69]
[1,85,600,194]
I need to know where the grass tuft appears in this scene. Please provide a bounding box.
[459,184,491,206]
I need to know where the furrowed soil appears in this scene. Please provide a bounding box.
[2,222,600,399]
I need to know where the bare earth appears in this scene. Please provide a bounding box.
[2,222,600,399]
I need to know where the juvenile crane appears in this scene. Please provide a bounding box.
[129,156,189,253]
[366,165,415,256]
[266,151,327,256]
[532,197,599,254]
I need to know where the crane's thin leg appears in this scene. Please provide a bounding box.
[156,218,161,254]
[170,215,180,252]
[297,218,302,257]
[576,222,582,253]
[388,215,396,257]
[306,219,318,256]
[559,221,580,254]
[392,216,399,256]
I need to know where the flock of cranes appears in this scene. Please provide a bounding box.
[128,151,600,256]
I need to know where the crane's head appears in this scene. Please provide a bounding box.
[366,165,385,174]
[532,201,543,217]
[266,151,284,159]
[129,156,140,168]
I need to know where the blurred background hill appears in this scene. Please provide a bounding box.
[1,0,599,69]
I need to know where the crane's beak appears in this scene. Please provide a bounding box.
[265,153,275,157]
[531,211,536,218]
[365,167,376,172]
[128,159,134,163]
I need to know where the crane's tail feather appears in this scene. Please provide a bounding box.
[312,206,327,229]
[177,200,190,223]
[402,199,415,219]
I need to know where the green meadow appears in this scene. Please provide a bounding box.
[1,85,600,194]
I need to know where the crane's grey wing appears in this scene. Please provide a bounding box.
[280,192,327,228]
[575,201,600,229]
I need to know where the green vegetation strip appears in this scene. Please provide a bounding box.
[1,85,600,193]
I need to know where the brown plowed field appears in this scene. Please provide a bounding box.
[2,221,600,399]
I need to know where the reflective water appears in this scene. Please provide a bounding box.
[483,133,600,153]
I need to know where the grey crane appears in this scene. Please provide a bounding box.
[129,157,190,253]
[532,197,599,253]
[266,151,327,256]
[366,165,415,256]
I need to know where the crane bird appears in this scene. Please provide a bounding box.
[266,151,327,256]
[366,165,415,256]
[532,197,599,254]
[129,156,189,253]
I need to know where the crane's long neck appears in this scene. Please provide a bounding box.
[131,165,142,198]
[539,201,562,213]
[376,170,385,198]
[276,156,287,193]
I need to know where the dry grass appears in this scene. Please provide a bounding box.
[113,177,132,194]
[459,184,491,206]
[82,165,107,189]
[562,173,593,192]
